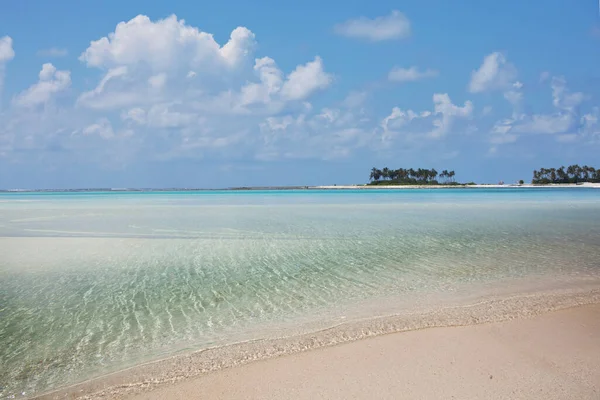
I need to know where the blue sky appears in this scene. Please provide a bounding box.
[0,0,599,188]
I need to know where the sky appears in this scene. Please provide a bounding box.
[0,0,599,189]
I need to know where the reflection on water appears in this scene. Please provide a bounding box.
[1,189,599,398]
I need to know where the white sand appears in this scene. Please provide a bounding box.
[126,304,600,400]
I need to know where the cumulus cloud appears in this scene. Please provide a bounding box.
[79,15,255,71]
[238,57,283,106]
[503,82,524,107]
[280,56,332,100]
[468,52,517,93]
[258,107,371,160]
[388,66,438,82]
[381,94,473,144]
[13,63,71,107]
[550,76,585,112]
[490,76,587,146]
[334,11,411,41]
[579,108,600,143]
[76,66,131,109]
[512,77,584,135]
[240,56,332,105]
[76,15,331,113]
[430,94,473,138]
[37,47,68,57]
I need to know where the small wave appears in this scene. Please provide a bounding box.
[32,285,600,400]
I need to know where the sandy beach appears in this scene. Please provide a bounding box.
[127,304,600,400]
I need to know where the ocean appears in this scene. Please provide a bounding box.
[1,188,599,398]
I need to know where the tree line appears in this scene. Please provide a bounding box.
[369,167,457,185]
[532,165,600,184]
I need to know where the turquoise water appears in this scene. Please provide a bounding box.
[1,189,599,398]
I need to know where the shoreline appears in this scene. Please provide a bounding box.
[33,277,600,400]
[129,303,600,400]
[2,182,600,193]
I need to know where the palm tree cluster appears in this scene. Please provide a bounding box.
[369,167,456,185]
[531,165,600,184]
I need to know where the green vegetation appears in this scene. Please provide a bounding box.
[368,167,457,185]
[531,165,600,184]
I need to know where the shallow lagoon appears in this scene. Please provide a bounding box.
[1,189,599,397]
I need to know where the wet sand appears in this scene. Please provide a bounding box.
[127,304,600,400]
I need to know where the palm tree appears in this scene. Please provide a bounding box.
[396,168,408,181]
[582,165,590,181]
[567,165,576,182]
[448,170,455,183]
[369,167,382,182]
[382,167,390,180]
[557,166,567,183]
[388,169,398,181]
[408,168,416,180]
[440,170,448,184]
[430,168,438,183]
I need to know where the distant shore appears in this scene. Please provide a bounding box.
[2,182,600,193]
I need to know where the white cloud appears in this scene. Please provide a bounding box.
[14,63,71,107]
[512,77,583,135]
[122,107,146,124]
[489,75,588,145]
[430,93,473,138]
[513,114,573,135]
[380,93,473,143]
[503,91,522,106]
[122,104,199,129]
[579,108,600,143]
[388,66,438,82]
[37,47,68,57]
[280,56,332,101]
[381,108,426,133]
[0,36,15,63]
[258,107,371,160]
[83,118,115,139]
[79,14,255,71]
[550,76,585,112]
[238,57,283,106]
[468,52,517,93]
[76,66,131,109]
[145,104,198,128]
[76,15,331,114]
[334,11,411,41]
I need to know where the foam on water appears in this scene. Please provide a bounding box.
[0,189,599,399]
